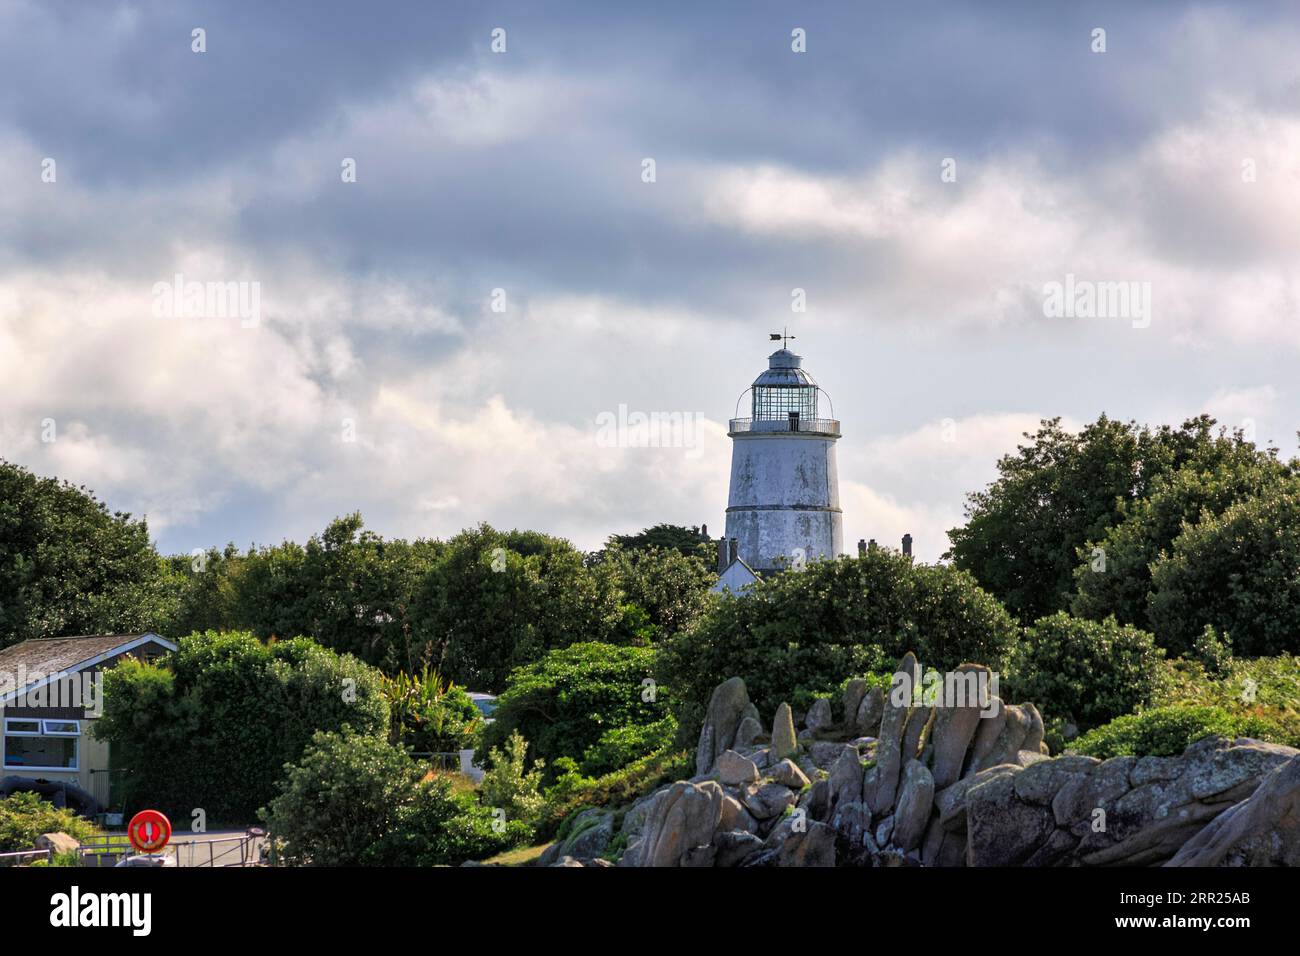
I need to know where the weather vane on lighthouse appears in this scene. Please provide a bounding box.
[769,327,797,349]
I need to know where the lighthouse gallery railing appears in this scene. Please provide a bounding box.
[728,417,840,436]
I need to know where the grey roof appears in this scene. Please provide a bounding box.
[0,634,173,686]
[753,349,817,388]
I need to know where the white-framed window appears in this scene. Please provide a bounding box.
[3,718,80,771]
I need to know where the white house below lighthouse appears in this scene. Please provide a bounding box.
[713,339,843,591]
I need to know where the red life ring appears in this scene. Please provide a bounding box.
[127,809,172,853]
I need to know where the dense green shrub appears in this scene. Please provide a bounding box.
[94,631,388,822]
[1006,612,1165,734]
[381,667,481,754]
[261,728,526,866]
[479,642,670,777]
[0,792,100,853]
[657,550,1018,737]
[1071,704,1300,759]
[580,715,678,777]
[1148,484,1300,657]
[1156,654,1300,714]
[478,730,547,827]
[539,746,693,839]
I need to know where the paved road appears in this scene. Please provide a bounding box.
[167,829,266,867]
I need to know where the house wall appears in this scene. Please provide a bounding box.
[1,641,171,804]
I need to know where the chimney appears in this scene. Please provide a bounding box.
[729,538,739,564]
[700,524,708,539]
[868,538,877,551]
[857,538,867,558]
[717,537,729,574]
[902,533,913,557]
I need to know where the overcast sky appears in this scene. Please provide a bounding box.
[3,1,1299,561]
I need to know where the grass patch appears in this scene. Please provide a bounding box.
[476,842,552,867]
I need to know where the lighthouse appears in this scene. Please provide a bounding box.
[716,335,843,586]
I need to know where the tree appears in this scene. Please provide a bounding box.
[0,460,170,647]
[604,523,712,561]
[160,544,248,638]
[947,415,1247,623]
[1148,482,1300,657]
[1072,442,1287,628]
[234,515,443,672]
[657,549,1019,737]
[479,642,669,778]
[597,544,714,642]
[94,631,388,821]
[411,525,624,691]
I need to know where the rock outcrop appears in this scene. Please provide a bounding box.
[624,780,725,867]
[596,653,1300,868]
[696,677,753,775]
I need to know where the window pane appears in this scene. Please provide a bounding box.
[3,735,77,769]
[42,721,80,736]
[4,720,40,733]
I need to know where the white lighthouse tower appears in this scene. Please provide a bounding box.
[716,334,842,585]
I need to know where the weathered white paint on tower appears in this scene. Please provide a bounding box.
[723,346,842,574]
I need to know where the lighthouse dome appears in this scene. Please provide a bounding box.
[751,348,819,421]
[752,348,815,387]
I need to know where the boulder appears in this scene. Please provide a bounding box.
[1021,702,1046,754]
[713,829,765,867]
[810,740,851,769]
[719,794,760,835]
[856,686,885,736]
[35,832,80,855]
[827,747,864,811]
[768,758,811,790]
[935,764,1020,834]
[929,664,989,789]
[965,700,1007,776]
[797,778,831,822]
[696,677,752,775]
[778,821,837,867]
[771,702,799,761]
[1167,752,1300,866]
[830,799,872,849]
[742,782,798,820]
[843,678,868,727]
[733,716,763,752]
[716,749,760,786]
[901,705,933,764]
[540,808,614,865]
[971,703,1032,773]
[966,768,1055,866]
[805,697,834,734]
[892,759,936,852]
[635,780,725,867]
[870,652,919,814]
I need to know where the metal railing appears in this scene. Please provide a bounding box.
[728,417,840,436]
[77,830,268,867]
[0,849,52,867]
